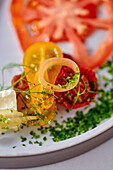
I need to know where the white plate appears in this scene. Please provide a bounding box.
[0,0,113,168]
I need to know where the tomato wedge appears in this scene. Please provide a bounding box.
[10,0,113,69]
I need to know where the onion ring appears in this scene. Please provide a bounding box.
[38,58,80,92]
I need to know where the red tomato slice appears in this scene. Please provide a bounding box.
[10,0,98,50]
[10,0,113,68]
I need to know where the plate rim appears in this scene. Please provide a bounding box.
[0,0,113,158]
[0,116,113,157]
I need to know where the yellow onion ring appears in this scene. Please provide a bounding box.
[38,58,80,92]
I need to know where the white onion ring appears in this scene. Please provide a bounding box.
[38,58,80,92]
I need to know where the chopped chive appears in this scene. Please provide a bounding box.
[12,146,16,149]
[30,131,40,139]
[20,136,27,142]
[38,142,43,146]
[43,137,47,141]
[22,144,26,147]
[34,141,39,144]
[29,141,33,144]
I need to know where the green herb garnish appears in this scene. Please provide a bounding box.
[58,72,80,89]
[29,141,33,144]
[30,131,40,139]
[20,136,27,142]
[43,137,47,141]
[22,144,26,147]
[12,146,16,149]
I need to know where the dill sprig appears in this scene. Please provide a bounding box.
[6,71,30,90]
[0,63,36,91]
[70,77,97,110]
